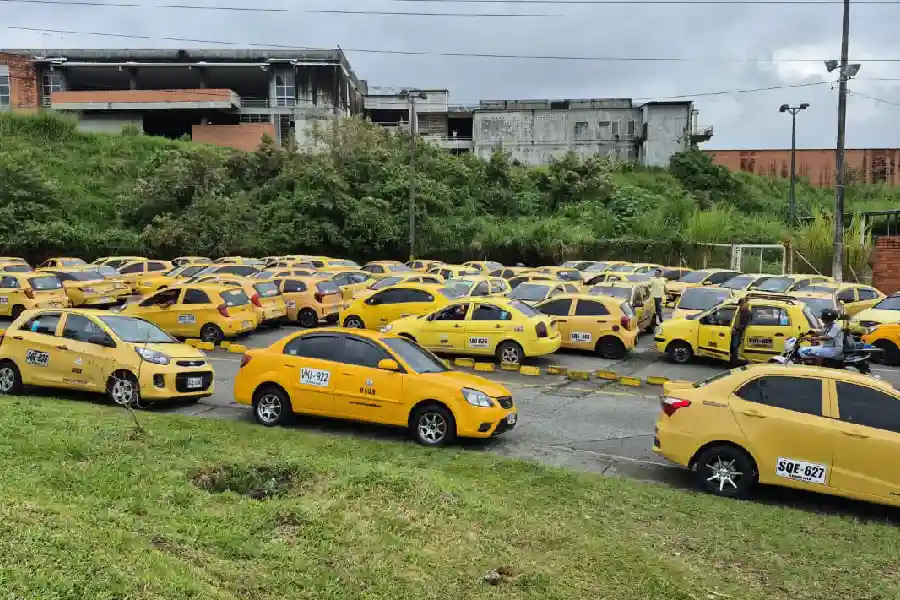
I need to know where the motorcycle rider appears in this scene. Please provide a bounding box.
[798,308,844,366]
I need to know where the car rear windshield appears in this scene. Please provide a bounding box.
[510,283,551,301]
[220,289,250,306]
[557,269,582,281]
[2,264,31,272]
[437,287,464,299]
[371,277,403,290]
[620,302,635,317]
[590,286,630,299]
[510,300,539,317]
[874,295,900,311]
[254,282,281,298]
[99,315,175,343]
[330,259,359,267]
[382,337,449,374]
[721,275,755,290]
[678,288,732,311]
[680,270,711,283]
[754,277,793,292]
[63,271,103,282]
[28,275,62,290]
[316,281,341,295]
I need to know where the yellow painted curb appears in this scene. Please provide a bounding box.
[196,341,215,351]
[220,341,232,349]
[500,363,520,372]
[474,362,495,372]
[228,344,247,354]
[567,370,590,381]
[455,358,475,368]
[185,339,201,347]
[520,365,541,376]
[646,376,669,386]
[620,376,642,387]
[547,365,568,376]
[595,370,619,381]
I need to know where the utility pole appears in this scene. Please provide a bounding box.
[832,0,851,283]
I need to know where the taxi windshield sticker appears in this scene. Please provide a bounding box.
[25,349,50,367]
[300,367,330,387]
[468,336,489,349]
[571,332,592,343]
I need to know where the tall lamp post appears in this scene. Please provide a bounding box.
[779,103,809,228]
[399,89,428,261]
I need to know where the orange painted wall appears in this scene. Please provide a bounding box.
[51,89,234,105]
[704,149,900,187]
[191,123,275,152]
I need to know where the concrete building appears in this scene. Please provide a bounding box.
[705,148,900,187]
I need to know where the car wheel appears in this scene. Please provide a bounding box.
[299,309,318,329]
[873,340,900,366]
[411,403,456,447]
[253,386,292,427]
[10,305,24,320]
[693,444,757,499]
[496,341,524,365]
[343,315,365,329]
[200,324,224,343]
[666,341,694,364]
[0,361,23,394]
[596,336,626,359]
[107,372,148,409]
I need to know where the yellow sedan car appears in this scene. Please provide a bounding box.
[0,272,70,318]
[853,293,900,329]
[535,293,638,358]
[654,363,900,508]
[0,308,213,408]
[234,328,517,446]
[340,283,461,330]
[384,297,561,364]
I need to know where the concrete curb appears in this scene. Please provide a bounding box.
[452,360,671,388]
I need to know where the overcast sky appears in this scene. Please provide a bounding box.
[2,0,898,148]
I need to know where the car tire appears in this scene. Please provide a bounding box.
[693,444,757,499]
[410,403,456,447]
[873,340,900,366]
[0,361,23,394]
[596,336,626,359]
[107,371,147,409]
[200,324,224,343]
[343,315,365,329]
[252,385,292,427]
[496,341,524,365]
[10,305,24,321]
[666,340,694,364]
[299,309,318,329]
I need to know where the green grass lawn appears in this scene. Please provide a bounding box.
[2,397,900,599]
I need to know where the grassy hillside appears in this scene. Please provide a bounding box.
[0,112,894,272]
[2,396,900,599]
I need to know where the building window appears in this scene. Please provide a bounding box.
[598,120,610,139]
[42,71,62,106]
[0,72,9,109]
[240,114,272,124]
[626,120,636,137]
[274,70,296,107]
[574,121,589,139]
[611,120,621,137]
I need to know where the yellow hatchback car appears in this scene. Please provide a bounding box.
[273,276,344,327]
[116,259,174,293]
[654,363,900,508]
[535,293,638,358]
[443,276,511,298]
[362,261,415,280]
[384,297,561,364]
[235,329,517,446]
[349,274,445,302]
[0,272,70,319]
[38,268,124,308]
[588,281,656,332]
[134,264,209,296]
[119,284,258,342]
[340,283,461,330]
[0,309,213,407]
[193,275,287,328]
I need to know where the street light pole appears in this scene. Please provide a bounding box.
[779,103,809,228]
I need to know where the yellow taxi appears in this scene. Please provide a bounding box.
[0,309,213,408]
[583,271,631,286]
[748,273,834,294]
[507,272,555,289]
[273,276,344,328]
[362,261,416,280]
[463,260,504,274]
[134,264,210,296]
[853,292,900,329]
[192,275,287,328]
[655,293,819,365]
[0,261,33,273]
[350,273,445,302]
[489,265,532,279]
[406,259,444,272]
[666,268,742,304]
[509,280,576,306]
[672,287,734,320]
[443,275,511,298]
[717,273,775,296]
[195,263,262,278]
[92,256,145,269]
[328,270,374,301]
[234,329,517,446]
[0,272,70,318]
[588,281,656,332]
[788,290,866,336]
[119,283,259,341]
[801,282,884,317]
[172,256,211,267]
[430,264,482,281]
[340,282,461,330]
[116,259,174,293]
[308,257,360,271]
[70,265,132,297]
[38,257,87,268]
[384,297,561,365]
[535,293,638,358]
[863,324,900,366]
[37,268,124,308]
[653,363,900,508]
[535,266,586,284]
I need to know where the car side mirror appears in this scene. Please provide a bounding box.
[88,333,115,348]
[378,358,400,371]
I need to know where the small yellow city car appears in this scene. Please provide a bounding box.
[234,329,517,446]
[863,324,900,366]
[717,273,774,296]
[39,257,87,268]
[309,258,360,272]
[666,268,742,303]
[653,363,900,508]
[116,259,174,293]
[37,268,124,308]
[0,272,70,319]
[535,293,638,358]
[535,266,585,284]
[443,276,511,298]
[362,261,416,280]
[489,266,532,280]
[672,287,734,320]
[588,281,656,332]
[340,283,461,330]
[273,276,344,328]
[384,298,561,365]
[0,261,34,273]
[92,256,146,269]
[119,284,258,342]
[351,274,445,301]
[0,309,213,407]
[328,270,373,301]
[749,273,834,294]
[430,264,482,281]
[800,282,884,317]
[655,293,819,365]
[853,293,900,328]
[508,281,575,306]
[172,256,211,267]
[406,259,444,272]
[193,275,287,328]
[134,264,210,296]
[583,272,631,286]
[463,260,504,274]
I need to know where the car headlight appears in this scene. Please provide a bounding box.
[380,324,393,333]
[134,347,171,365]
[462,387,494,408]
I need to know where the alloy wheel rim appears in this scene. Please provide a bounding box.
[258,394,282,424]
[111,379,135,405]
[501,346,520,364]
[673,347,690,362]
[704,455,743,493]
[201,327,218,342]
[418,412,447,443]
[0,368,15,392]
[346,318,362,328]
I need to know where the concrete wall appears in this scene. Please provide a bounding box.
[76,113,144,134]
[191,123,275,151]
[641,103,691,167]
[0,53,39,112]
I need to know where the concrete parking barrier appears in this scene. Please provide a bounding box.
[567,370,590,381]
[185,339,201,347]
[228,344,247,354]
[196,341,215,351]
[520,366,541,376]
[474,362,495,372]
[501,363,520,372]
[455,358,475,368]
[595,370,619,381]
[646,376,669,386]
[220,341,232,349]
[546,365,568,376]
[619,376,642,387]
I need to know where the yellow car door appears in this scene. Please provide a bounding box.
[417,303,471,350]
[171,287,217,338]
[58,312,116,392]
[8,312,64,386]
[462,302,516,356]
[126,288,183,334]
[696,305,736,361]
[829,379,900,500]
[331,336,406,425]
[535,298,575,346]
[741,303,790,362]
[730,373,836,492]
[280,333,339,416]
[370,288,436,327]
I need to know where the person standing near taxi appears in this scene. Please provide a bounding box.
[650,268,666,325]
[731,297,752,365]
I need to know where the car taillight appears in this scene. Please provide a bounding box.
[535,321,548,338]
[250,293,263,307]
[661,396,691,416]
[217,304,230,317]
[24,288,35,299]
[314,292,325,303]
[81,287,95,294]
[621,315,632,330]
[240,353,252,368]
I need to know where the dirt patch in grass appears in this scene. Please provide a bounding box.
[190,464,307,500]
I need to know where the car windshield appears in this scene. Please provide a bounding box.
[28,275,62,290]
[99,315,176,343]
[1,264,30,272]
[561,261,579,268]
[803,285,838,294]
[445,279,476,294]
[590,286,630,299]
[510,283,551,301]
[678,288,732,311]
[754,277,794,292]
[168,265,205,278]
[721,275,755,290]
[873,295,900,311]
[582,263,608,272]
[89,266,118,277]
[798,297,836,316]
[371,277,403,290]
[438,287,464,299]
[680,270,711,283]
[254,282,281,297]
[383,337,449,374]
[60,259,86,266]
[389,264,413,273]
[557,269,582,281]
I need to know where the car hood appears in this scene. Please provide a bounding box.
[672,308,701,320]
[427,369,511,398]
[853,308,900,324]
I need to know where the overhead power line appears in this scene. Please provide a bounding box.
[377,0,900,3]
[848,89,900,107]
[634,80,832,100]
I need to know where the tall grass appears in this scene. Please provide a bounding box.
[792,210,872,280]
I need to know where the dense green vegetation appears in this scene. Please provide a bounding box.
[1,112,893,274]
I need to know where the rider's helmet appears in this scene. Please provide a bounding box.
[820,308,839,323]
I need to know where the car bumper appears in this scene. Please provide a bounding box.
[33,298,69,309]
[651,422,696,468]
[138,368,215,401]
[224,318,257,337]
[260,306,287,323]
[524,334,562,357]
[457,406,518,438]
[78,295,120,307]
[318,304,343,321]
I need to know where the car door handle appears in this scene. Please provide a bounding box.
[775,333,785,338]
[718,333,725,337]
[494,324,502,329]
[841,430,870,439]
[56,345,68,350]
[282,364,296,368]
[11,336,22,340]
[557,319,568,322]
[741,410,766,418]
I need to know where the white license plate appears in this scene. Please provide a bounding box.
[776,457,827,485]
[242,320,253,329]
[186,376,204,389]
[506,413,517,425]
[300,367,330,387]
